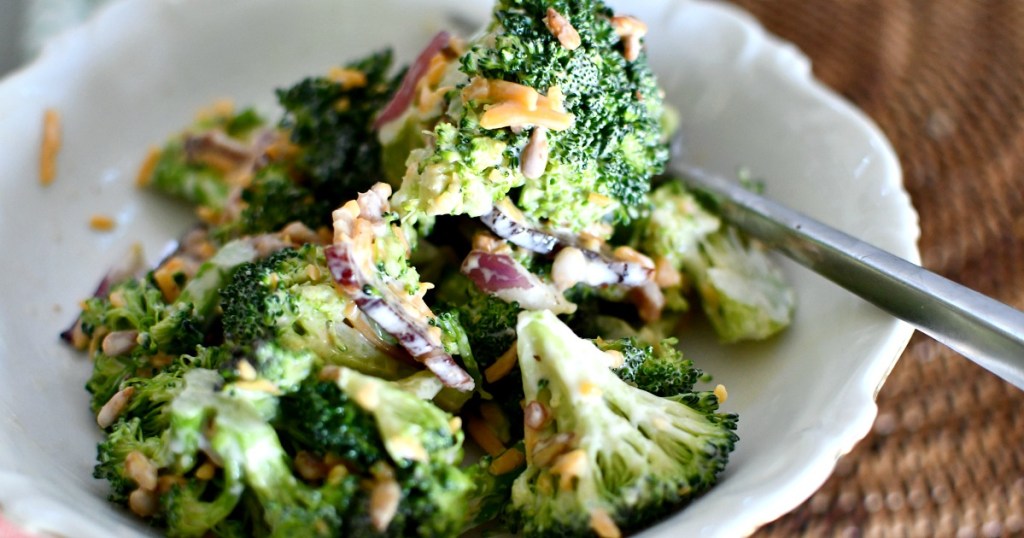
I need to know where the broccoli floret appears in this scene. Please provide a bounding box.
[596,337,701,398]
[277,49,402,193]
[146,51,402,239]
[219,244,416,380]
[389,0,668,234]
[162,368,351,537]
[435,273,521,369]
[279,367,474,537]
[93,418,165,503]
[637,180,795,342]
[509,310,738,536]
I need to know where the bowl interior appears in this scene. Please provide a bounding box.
[0,1,918,536]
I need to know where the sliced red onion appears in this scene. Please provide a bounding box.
[478,202,653,288]
[479,203,558,255]
[462,250,576,314]
[183,130,253,170]
[373,31,452,130]
[325,243,474,391]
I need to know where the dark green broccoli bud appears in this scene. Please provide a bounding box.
[596,337,701,397]
[231,164,333,237]
[463,446,527,532]
[280,367,474,537]
[277,377,388,469]
[162,476,244,538]
[276,49,402,195]
[93,418,164,503]
[509,311,738,537]
[390,0,669,234]
[435,273,521,369]
[219,244,416,380]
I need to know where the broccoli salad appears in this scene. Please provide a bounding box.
[63,0,795,536]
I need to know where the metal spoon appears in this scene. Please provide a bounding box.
[673,162,1024,391]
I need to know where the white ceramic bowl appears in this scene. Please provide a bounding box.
[0,0,919,536]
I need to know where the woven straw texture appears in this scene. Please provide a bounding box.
[722,1,1024,536]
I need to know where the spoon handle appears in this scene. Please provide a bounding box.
[674,163,1024,391]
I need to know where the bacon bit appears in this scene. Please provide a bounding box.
[124,451,158,491]
[714,383,729,404]
[544,8,582,50]
[128,488,160,518]
[489,447,526,475]
[89,214,116,232]
[654,256,683,288]
[480,101,574,131]
[326,67,368,90]
[136,146,161,187]
[153,257,187,303]
[484,342,519,384]
[610,15,648,62]
[589,508,622,538]
[369,476,402,532]
[97,386,135,428]
[467,416,506,457]
[38,108,62,186]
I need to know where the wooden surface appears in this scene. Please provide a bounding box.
[724,1,1024,536]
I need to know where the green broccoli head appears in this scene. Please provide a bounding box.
[277,49,402,194]
[147,51,400,240]
[279,367,473,537]
[509,310,738,536]
[93,418,165,503]
[388,0,668,235]
[596,336,701,398]
[161,368,349,537]
[636,180,795,342]
[219,244,416,380]
[684,227,796,343]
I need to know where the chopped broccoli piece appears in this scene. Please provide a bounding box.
[277,49,402,194]
[279,367,474,537]
[389,0,669,234]
[684,227,795,343]
[93,418,165,503]
[509,310,738,536]
[636,180,795,342]
[219,244,416,380]
[596,336,701,397]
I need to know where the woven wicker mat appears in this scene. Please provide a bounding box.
[718,1,1024,536]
